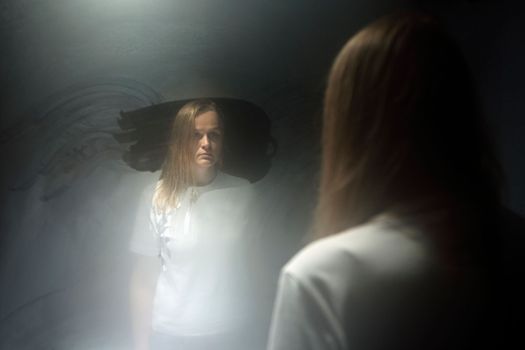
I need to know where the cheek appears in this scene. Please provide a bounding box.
[215,140,224,154]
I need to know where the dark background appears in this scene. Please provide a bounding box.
[0,0,523,349]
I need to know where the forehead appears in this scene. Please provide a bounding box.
[194,110,221,130]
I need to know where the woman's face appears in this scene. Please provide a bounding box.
[192,110,223,169]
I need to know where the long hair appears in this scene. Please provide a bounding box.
[154,99,222,210]
[315,13,501,239]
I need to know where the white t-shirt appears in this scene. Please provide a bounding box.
[268,214,491,350]
[130,171,253,336]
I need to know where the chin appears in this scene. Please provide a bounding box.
[196,161,216,168]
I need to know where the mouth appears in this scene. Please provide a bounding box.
[198,153,213,159]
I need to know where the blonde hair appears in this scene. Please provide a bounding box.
[314,13,500,238]
[154,99,222,210]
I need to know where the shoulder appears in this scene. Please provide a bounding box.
[136,181,159,205]
[278,217,433,342]
[144,181,160,196]
[195,173,254,217]
[214,171,250,189]
[284,216,430,293]
[207,172,253,203]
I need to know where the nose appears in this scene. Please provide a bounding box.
[200,134,210,149]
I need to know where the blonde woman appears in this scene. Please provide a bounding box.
[129,100,253,350]
[268,13,502,350]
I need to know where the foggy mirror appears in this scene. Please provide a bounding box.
[1,1,524,349]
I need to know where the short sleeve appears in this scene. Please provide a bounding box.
[267,272,345,350]
[129,184,160,257]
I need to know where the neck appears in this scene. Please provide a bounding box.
[193,166,217,186]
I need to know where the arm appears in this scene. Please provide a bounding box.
[267,272,344,350]
[128,182,162,350]
[129,255,160,350]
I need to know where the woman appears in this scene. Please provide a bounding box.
[268,13,502,350]
[129,99,253,350]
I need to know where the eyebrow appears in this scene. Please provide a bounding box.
[194,127,222,132]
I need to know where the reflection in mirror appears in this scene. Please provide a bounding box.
[126,98,273,349]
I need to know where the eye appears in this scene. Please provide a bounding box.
[208,132,221,141]
[193,131,202,139]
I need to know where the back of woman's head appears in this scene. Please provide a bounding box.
[316,12,501,237]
